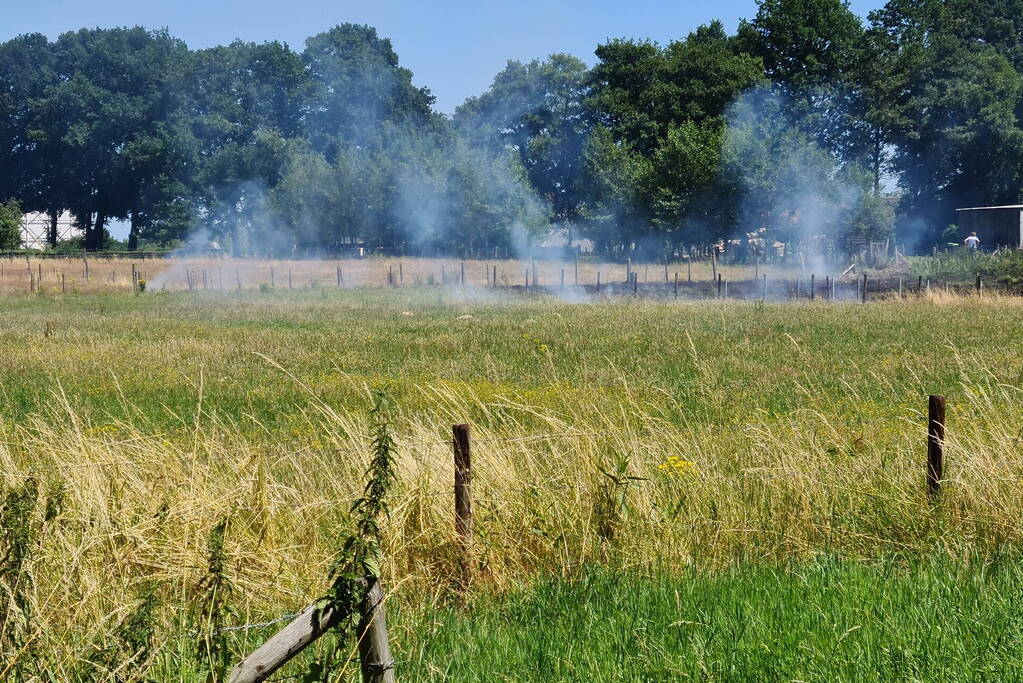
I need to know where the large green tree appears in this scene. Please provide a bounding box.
[455,54,590,224]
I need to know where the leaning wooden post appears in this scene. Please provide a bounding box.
[453,424,472,543]
[927,395,946,499]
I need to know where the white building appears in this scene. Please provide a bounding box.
[19,211,75,249]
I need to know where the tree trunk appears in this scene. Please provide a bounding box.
[47,210,58,248]
[87,212,105,251]
[128,210,139,251]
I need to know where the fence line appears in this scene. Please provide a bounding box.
[0,413,938,480]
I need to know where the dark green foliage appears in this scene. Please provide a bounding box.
[195,517,235,682]
[89,582,161,680]
[297,390,397,680]
[593,454,643,544]
[326,390,397,613]
[0,198,22,250]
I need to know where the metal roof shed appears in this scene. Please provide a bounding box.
[955,205,1023,248]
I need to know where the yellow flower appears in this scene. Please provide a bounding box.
[657,456,697,474]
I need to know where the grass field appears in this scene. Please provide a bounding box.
[1,285,1022,679]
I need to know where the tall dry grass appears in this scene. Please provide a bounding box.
[2,344,1022,677]
[0,254,819,295]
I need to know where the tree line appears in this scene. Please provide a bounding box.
[1,0,1021,256]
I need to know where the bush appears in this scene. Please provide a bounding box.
[909,249,1023,281]
[0,200,22,250]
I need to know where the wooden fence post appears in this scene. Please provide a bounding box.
[674,272,678,298]
[810,273,815,300]
[357,578,396,683]
[927,395,945,498]
[862,273,867,303]
[453,424,472,542]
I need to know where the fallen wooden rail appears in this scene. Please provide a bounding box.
[228,577,393,683]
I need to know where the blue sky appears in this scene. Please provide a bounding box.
[6,0,887,114]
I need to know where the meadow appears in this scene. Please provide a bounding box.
[0,282,1022,679]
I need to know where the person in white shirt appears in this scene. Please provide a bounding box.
[964,232,980,249]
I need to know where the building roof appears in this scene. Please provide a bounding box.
[956,205,1023,211]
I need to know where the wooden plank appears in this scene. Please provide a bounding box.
[227,601,344,683]
[228,577,394,683]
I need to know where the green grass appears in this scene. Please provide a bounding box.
[0,287,1019,433]
[4,288,1023,679]
[910,248,1023,283]
[396,556,1023,681]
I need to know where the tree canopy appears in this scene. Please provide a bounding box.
[1,3,1022,255]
